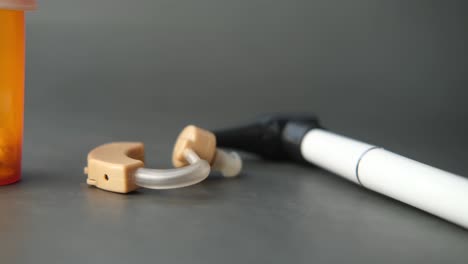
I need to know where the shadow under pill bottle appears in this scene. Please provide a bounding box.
[0,0,36,185]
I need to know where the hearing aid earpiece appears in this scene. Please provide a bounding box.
[84,142,210,193]
[84,126,242,194]
[172,125,242,177]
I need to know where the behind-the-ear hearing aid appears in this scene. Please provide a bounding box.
[84,126,242,193]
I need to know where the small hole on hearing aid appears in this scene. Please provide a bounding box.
[104,174,109,181]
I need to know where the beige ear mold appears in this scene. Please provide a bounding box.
[173,125,242,177]
[84,142,210,194]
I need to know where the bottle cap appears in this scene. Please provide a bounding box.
[0,0,36,11]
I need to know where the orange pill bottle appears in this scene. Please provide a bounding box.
[0,0,36,185]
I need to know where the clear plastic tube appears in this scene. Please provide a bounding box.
[134,149,210,189]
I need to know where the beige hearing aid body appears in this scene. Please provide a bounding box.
[84,126,242,194]
[84,142,143,193]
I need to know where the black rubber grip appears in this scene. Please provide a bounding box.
[214,114,321,163]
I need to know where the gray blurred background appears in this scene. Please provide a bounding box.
[3,0,468,263]
[25,0,468,171]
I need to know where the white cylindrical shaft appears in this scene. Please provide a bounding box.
[301,129,375,184]
[301,129,468,228]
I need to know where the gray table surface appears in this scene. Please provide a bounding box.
[2,1,468,263]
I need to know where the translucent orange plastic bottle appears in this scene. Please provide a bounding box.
[0,0,36,185]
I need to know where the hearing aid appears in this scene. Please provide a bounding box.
[172,125,242,177]
[84,126,242,194]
